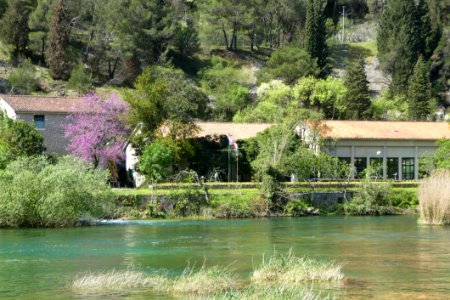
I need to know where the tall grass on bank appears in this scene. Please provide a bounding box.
[419,170,450,225]
[251,250,344,285]
[171,265,238,296]
[72,270,168,292]
[71,253,344,298]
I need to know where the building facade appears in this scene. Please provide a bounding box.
[306,121,450,180]
[0,95,86,154]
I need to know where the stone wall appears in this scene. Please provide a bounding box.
[17,113,70,154]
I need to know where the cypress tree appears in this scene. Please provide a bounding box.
[416,0,440,59]
[408,56,431,121]
[45,0,71,80]
[377,0,421,94]
[344,57,372,120]
[305,0,328,73]
[0,0,33,65]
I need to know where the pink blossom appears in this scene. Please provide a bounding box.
[64,93,130,168]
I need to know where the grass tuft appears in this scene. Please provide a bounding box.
[251,250,344,285]
[419,169,450,225]
[171,265,238,296]
[71,270,168,292]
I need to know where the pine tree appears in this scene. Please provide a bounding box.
[416,0,440,59]
[305,0,328,73]
[377,0,421,94]
[45,0,71,80]
[0,0,33,64]
[344,57,372,120]
[408,56,431,120]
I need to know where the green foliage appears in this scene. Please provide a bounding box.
[0,114,45,168]
[344,57,372,120]
[344,179,397,215]
[285,199,309,216]
[377,0,441,94]
[200,56,251,120]
[234,80,292,123]
[258,48,319,85]
[371,92,408,120]
[408,56,432,120]
[168,189,207,217]
[390,189,418,208]
[0,0,33,63]
[292,76,347,119]
[140,138,176,182]
[0,156,114,227]
[305,0,328,72]
[7,59,38,94]
[174,23,200,57]
[434,139,450,169]
[45,0,71,80]
[67,64,92,95]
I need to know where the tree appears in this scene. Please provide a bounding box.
[292,76,347,119]
[305,0,328,72]
[140,138,175,181]
[67,64,92,96]
[377,0,440,94]
[344,57,372,120]
[45,0,71,80]
[64,93,130,169]
[28,0,54,64]
[408,56,431,120]
[259,47,319,85]
[0,0,33,64]
[173,23,201,57]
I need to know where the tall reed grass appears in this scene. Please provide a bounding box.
[419,169,450,225]
[251,250,344,285]
[71,252,344,298]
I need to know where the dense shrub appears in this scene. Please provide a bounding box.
[390,189,418,208]
[168,189,208,217]
[0,156,114,227]
[285,200,309,216]
[344,181,398,215]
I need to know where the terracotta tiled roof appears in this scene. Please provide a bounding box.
[320,120,450,141]
[0,94,90,113]
[195,122,272,140]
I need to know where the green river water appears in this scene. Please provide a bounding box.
[1,215,449,299]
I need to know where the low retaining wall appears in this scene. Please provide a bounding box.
[291,192,354,208]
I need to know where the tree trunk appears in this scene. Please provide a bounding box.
[108,56,120,79]
[222,23,229,50]
[41,37,46,66]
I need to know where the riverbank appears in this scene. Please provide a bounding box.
[111,183,419,220]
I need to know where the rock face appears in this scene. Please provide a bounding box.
[365,57,389,97]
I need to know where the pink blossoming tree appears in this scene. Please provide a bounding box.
[64,93,130,169]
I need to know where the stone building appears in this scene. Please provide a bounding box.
[0,94,86,154]
[301,120,450,180]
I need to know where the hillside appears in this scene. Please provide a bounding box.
[0,0,449,122]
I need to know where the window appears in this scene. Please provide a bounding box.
[353,157,367,178]
[370,158,383,178]
[402,158,415,180]
[34,115,45,129]
[338,157,351,165]
[387,158,399,180]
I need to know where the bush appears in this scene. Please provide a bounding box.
[390,189,418,208]
[285,200,309,216]
[67,64,92,96]
[0,156,114,227]
[7,59,38,94]
[168,189,207,217]
[344,180,398,215]
[419,170,450,225]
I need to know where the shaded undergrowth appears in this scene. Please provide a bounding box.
[71,252,343,299]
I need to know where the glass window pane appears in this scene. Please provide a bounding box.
[387,158,399,180]
[402,158,415,180]
[34,115,45,129]
[354,157,367,178]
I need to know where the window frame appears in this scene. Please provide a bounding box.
[33,115,45,130]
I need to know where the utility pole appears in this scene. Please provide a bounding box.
[341,6,345,44]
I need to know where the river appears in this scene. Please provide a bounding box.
[1,215,449,299]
